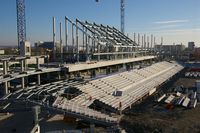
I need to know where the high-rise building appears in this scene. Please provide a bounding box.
[188,42,195,51]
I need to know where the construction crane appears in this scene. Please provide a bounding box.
[96,0,125,34]
[16,0,26,50]
[15,0,124,51]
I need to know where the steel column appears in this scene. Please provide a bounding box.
[65,17,68,53]
[76,20,79,62]
[53,17,56,60]
[60,22,63,61]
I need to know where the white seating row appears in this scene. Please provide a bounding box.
[74,61,183,111]
[52,96,117,122]
[70,93,94,107]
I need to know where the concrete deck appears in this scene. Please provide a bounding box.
[0,67,61,83]
[66,56,155,72]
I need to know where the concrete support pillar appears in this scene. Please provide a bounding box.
[36,58,40,69]
[123,63,126,70]
[3,61,7,75]
[151,59,153,65]
[127,47,130,59]
[65,73,69,79]
[3,61,8,94]
[58,71,61,80]
[117,65,120,72]
[90,69,96,78]
[93,38,96,53]
[114,53,117,60]
[6,62,9,72]
[63,69,67,80]
[97,43,100,61]
[106,67,111,75]
[22,77,25,89]
[4,82,8,95]
[47,73,50,81]
[121,47,124,59]
[37,74,41,85]
[32,106,40,125]
[90,123,95,133]
[106,44,109,60]
[23,59,27,71]
[7,81,10,88]
[20,60,24,72]
[20,60,25,89]
[125,64,127,71]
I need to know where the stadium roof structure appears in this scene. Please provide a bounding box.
[77,19,138,47]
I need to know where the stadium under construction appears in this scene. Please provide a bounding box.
[0,18,184,132]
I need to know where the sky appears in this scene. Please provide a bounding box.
[0,0,200,46]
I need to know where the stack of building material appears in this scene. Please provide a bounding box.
[157,94,166,102]
[165,95,175,104]
[182,97,190,107]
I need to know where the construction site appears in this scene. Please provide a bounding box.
[0,0,200,133]
[120,67,200,133]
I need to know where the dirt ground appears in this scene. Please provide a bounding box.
[172,78,197,88]
[120,77,200,133]
[0,106,110,133]
[0,111,77,133]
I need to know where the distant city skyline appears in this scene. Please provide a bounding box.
[0,0,200,46]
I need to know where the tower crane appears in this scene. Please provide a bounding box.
[96,0,125,34]
[15,0,125,51]
[16,0,26,50]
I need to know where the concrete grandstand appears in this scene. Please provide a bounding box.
[0,61,183,126]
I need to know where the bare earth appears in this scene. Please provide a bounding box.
[0,111,76,133]
[120,77,200,133]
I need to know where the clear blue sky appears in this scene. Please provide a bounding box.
[0,0,200,46]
